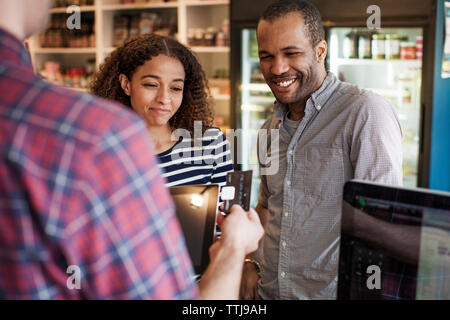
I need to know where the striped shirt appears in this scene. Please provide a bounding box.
[157,127,234,188]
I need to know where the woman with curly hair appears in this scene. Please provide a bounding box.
[90,34,233,187]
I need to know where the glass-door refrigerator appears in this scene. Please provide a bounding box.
[233,28,273,207]
[328,27,424,188]
[231,0,438,203]
[233,27,424,205]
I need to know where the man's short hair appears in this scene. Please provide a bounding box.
[260,0,325,47]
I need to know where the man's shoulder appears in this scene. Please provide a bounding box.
[335,81,396,114]
[259,114,279,130]
[1,70,145,146]
[47,83,142,131]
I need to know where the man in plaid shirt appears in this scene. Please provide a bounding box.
[0,0,263,300]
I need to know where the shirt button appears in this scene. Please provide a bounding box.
[286,180,291,186]
[281,272,286,278]
[289,150,293,155]
[282,241,287,248]
[285,212,289,217]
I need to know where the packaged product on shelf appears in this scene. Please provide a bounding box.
[358,32,372,59]
[416,36,423,60]
[204,27,217,46]
[400,42,417,60]
[216,32,226,47]
[113,16,130,47]
[40,61,64,86]
[129,16,140,39]
[187,28,195,46]
[221,19,230,46]
[385,34,401,60]
[371,34,386,59]
[194,28,205,46]
[214,68,229,79]
[39,13,95,48]
[53,0,95,7]
[139,13,158,35]
[343,31,357,59]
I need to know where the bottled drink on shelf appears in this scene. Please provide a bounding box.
[385,34,401,60]
[343,31,357,59]
[358,32,372,59]
[371,33,386,59]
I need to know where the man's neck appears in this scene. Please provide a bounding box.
[287,69,328,121]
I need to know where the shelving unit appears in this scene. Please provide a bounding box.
[27,0,231,128]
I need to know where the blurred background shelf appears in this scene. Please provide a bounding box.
[27,0,231,128]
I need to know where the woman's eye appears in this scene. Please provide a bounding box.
[172,87,183,92]
[143,83,157,87]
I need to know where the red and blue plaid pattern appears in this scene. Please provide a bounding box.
[0,28,198,300]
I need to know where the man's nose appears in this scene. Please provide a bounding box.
[270,56,290,75]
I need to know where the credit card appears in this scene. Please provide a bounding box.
[222,170,253,213]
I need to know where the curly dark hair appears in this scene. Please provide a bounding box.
[89,33,214,135]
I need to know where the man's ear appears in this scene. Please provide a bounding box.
[119,74,131,96]
[315,40,328,64]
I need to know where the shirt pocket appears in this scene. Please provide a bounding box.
[303,146,344,199]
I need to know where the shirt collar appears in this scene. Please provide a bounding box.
[0,28,33,71]
[273,71,339,119]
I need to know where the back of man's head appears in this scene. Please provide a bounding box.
[259,0,325,48]
[0,0,54,40]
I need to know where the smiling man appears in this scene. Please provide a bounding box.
[240,0,403,300]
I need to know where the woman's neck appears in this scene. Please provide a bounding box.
[147,124,177,154]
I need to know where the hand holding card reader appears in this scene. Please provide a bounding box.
[222,170,253,213]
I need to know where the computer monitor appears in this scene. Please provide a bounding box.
[338,180,450,300]
[169,184,219,275]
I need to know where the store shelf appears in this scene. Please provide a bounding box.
[335,58,422,66]
[185,0,229,6]
[191,46,229,53]
[33,48,96,54]
[241,83,272,92]
[28,0,231,124]
[101,2,179,11]
[211,94,230,100]
[241,104,268,112]
[105,45,228,54]
[50,6,96,13]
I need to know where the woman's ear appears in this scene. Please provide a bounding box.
[119,74,131,96]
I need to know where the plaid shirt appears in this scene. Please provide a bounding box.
[0,28,198,300]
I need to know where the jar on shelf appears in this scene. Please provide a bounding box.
[216,32,226,47]
[187,28,195,46]
[416,36,423,60]
[343,31,357,59]
[385,34,401,60]
[358,32,372,59]
[372,34,386,59]
[204,27,217,47]
[400,42,417,60]
[194,28,205,46]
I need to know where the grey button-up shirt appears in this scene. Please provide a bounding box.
[256,72,403,300]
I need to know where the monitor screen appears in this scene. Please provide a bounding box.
[169,185,218,275]
[171,193,209,265]
[338,180,450,300]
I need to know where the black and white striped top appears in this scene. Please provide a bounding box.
[157,127,233,188]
